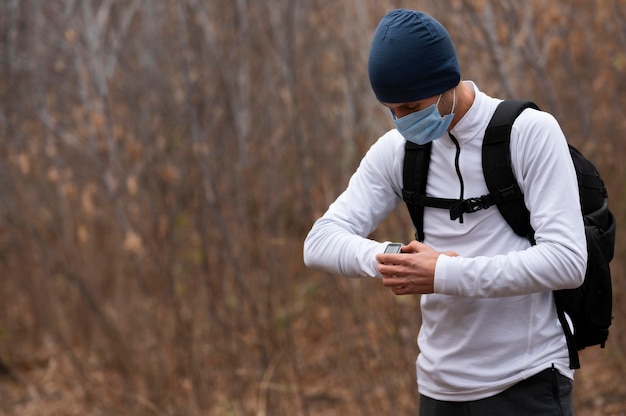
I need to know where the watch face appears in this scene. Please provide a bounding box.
[384,243,402,254]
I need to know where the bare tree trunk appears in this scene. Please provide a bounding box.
[460,0,516,97]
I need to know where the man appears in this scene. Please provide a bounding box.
[303,8,587,416]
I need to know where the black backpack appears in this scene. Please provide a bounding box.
[402,99,615,369]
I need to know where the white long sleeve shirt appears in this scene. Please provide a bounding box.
[303,82,587,401]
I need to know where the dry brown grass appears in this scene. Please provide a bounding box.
[0,260,624,415]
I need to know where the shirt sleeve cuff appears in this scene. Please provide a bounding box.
[433,254,454,293]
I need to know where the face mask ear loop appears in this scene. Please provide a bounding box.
[436,94,442,108]
[451,88,457,115]
[435,91,455,117]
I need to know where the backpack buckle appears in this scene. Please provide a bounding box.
[450,197,491,221]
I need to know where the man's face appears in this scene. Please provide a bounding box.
[381,95,439,119]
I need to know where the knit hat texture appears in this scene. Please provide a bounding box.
[368,9,461,103]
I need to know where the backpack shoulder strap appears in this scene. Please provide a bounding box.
[482,100,539,241]
[402,141,432,242]
[484,100,582,369]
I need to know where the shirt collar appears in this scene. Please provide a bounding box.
[447,81,497,145]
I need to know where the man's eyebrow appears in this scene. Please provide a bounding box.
[382,101,420,109]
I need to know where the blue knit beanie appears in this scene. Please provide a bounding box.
[368,9,461,103]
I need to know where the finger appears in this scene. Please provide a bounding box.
[391,286,405,295]
[405,240,421,251]
[406,240,432,253]
[377,264,394,276]
[377,253,406,265]
[391,285,416,296]
[382,275,413,290]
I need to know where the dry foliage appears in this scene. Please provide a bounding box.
[0,0,625,415]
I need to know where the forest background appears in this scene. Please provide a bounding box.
[1,0,625,415]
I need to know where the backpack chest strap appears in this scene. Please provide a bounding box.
[403,184,523,221]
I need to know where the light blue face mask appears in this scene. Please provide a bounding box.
[393,90,456,145]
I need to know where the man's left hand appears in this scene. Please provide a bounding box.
[376,241,458,295]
